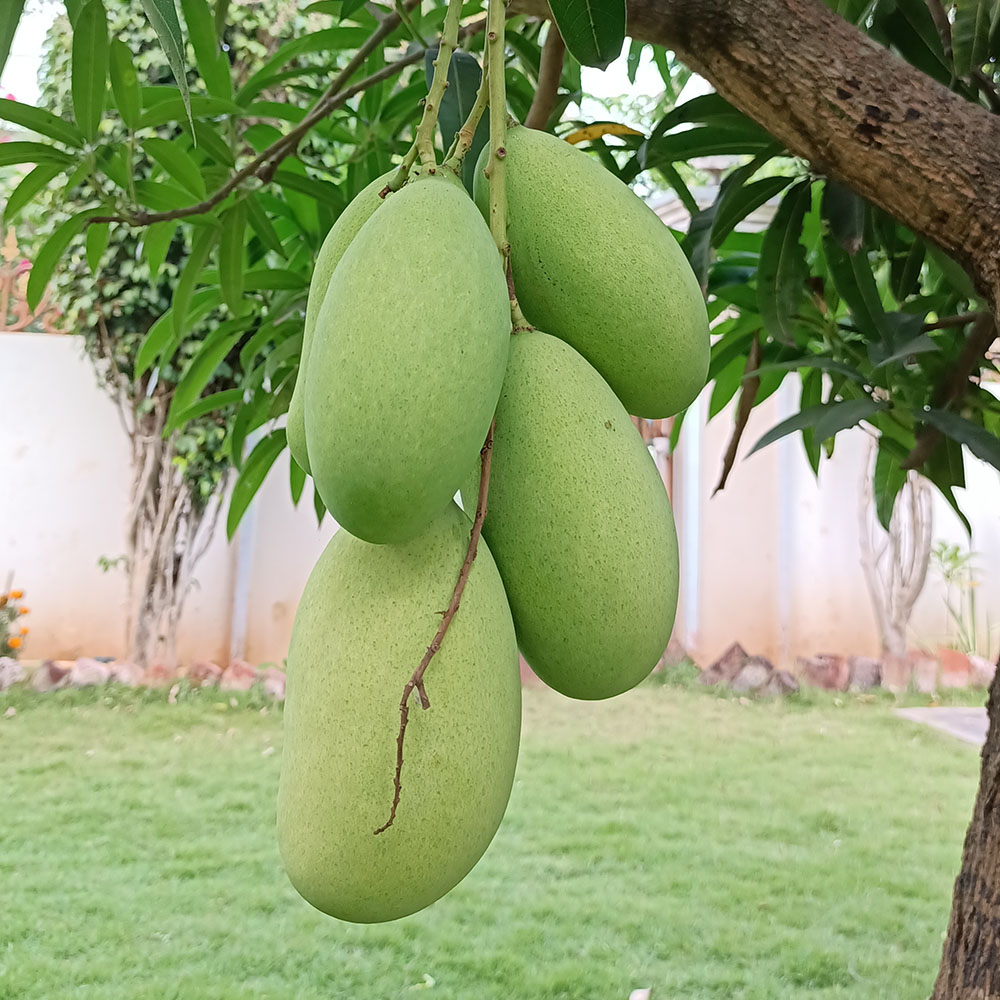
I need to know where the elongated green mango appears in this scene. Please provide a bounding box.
[474,125,709,418]
[466,331,678,700]
[306,173,510,543]
[287,169,396,476]
[278,504,521,923]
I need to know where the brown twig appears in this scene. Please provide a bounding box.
[713,332,761,494]
[90,9,489,229]
[373,421,496,835]
[902,313,998,469]
[524,22,565,130]
[923,311,990,332]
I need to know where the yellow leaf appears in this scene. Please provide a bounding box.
[565,123,644,145]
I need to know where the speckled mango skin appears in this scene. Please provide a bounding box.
[287,169,396,476]
[305,174,510,543]
[277,504,521,923]
[467,332,678,700]
[474,125,709,418]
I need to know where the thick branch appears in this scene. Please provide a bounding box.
[512,0,1000,306]
[524,23,566,129]
[373,423,496,835]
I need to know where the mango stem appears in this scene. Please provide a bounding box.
[414,0,463,170]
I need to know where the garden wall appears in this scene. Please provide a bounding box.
[3,331,999,671]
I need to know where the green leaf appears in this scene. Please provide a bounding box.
[312,482,327,527]
[922,408,1000,471]
[749,398,889,455]
[135,287,219,376]
[27,209,103,310]
[3,163,65,224]
[85,222,109,273]
[273,170,344,209]
[640,125,773,172]
[167,317,253,429]
[179,0,232,100]
[952,0,993,76]
[169,387,243,428]
[821,180,866,255]
[548,0,625,69]
[172,226,218,341]
[243,269,307,290]
[142,219,178,278]
[747,356,867,382]
[890,237,925,301]
[109,38,142,129]
[192,120,234,166]
[213,0,230,37]
[757,181,811,346]
[712,175,793,248]
[682,202,717,293]
[72,0,109,141]
[245,195,286,257]
[873,442,907,530]
[289,456,306,506]
[140,0,192,130]
[136,94,240,130]
[0,141,73,167]
[0,0,25,80]
[227,430,287,539]
[0,99,86,148]
[143,137,207,199]
[219,202,246,314]
[822,233,890,340]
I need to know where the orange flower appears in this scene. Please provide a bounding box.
[8,636,21,649]
[19,626,29,635]
[18,607,28,615]
[9,589,23,599]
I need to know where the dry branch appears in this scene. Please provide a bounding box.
[373,422,496,835]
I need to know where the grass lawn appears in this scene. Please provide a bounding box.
[0,680,983,999]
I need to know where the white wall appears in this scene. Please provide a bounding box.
[3,331,999,670]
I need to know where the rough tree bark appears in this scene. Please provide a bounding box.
[510,1,1000,995]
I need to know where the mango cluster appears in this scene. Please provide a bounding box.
[278,124,710,924]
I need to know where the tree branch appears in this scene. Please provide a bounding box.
[373,422,496,835]
[510,0,1000,307]
[524,22,566,129]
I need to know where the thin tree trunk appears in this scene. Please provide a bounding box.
[933,662,1000,1000]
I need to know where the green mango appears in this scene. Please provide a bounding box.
[474,125,709,418]
[466,331,678,700]
[288,169,396,476]
[278,504,521,923]
[306,172,510,543]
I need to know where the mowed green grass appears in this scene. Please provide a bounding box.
[0,682,982,1000]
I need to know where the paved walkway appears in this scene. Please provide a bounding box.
[895,707,989,747]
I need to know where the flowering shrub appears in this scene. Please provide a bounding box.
[0,587,29,659]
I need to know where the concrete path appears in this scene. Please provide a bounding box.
[895,707,989,747]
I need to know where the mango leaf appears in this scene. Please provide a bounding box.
[169,387,243,428]
[26,209,102,309]
[219,202,247,314]
[141,219,177,279]
[179,0,231,100]
[3,163,65,223]
[109,38,141,129]
[71,0,108,141]
[136,94,240,130]
[0,141,73,168]
[712,175,793,248]
[289,456,306,507]
[0,99,86,148]
[757,181,811,345]
[245,195,286,257]
[0,0,25,79]
[952,0,993,76]
[922,408,1000,471]
[85,221,109,273]
[822,232,891,342]
[548,0,624,69]
[143,137,207,199]
[749,398,889,455]
[890,237,925,300]
[192,120,234,166]
[135,287,220,376]
[140,0,192,129]
[639,125,773,173]
[312,482,327,527]
[873,441,907,530]
[821,180,866,255]
[172,226,218,340]
[227,430,287,539]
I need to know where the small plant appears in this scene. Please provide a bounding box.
[930,541,998,661]
[0,582,30,659]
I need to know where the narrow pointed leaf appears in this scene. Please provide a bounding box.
[548,0,625,69]
[85,221,109,273]
[143,137,206,198]
[3,163,65,223]
[952,0,992,76]
[172,226,218,340]
[227,430,287,539]
[289,456,306,506]
[821,180,866,255]
[0,99,86,148]
[873,441,907,530]
[169,387,243,428]
[140,0,192,129]
[712,175,793,247]
[109,38,141,129]
[142,219,178,278]
[72,0,109,141]
[179,0,232,100]
[749,398,888,456]
[922,408,1000,470]
[219,202,247,313]
[27,209,103,310]
[757,181,811,345]
[0,141,73,167]
[0,0,25,79]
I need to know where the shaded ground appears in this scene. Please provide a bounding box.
[895,707,989,747]
[0,683,981,999]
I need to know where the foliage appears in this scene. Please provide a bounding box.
[930,540,998,659]
[0,687,979,997]
[2,0,999,539]
[0,586,30,659]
